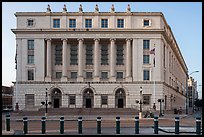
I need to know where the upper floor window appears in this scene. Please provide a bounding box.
[85,19,92,28]
[86,45,93,65]
[55,45,62,65]
[101,45,109,65]
[143,69,150,80]
[116,72,123,79]
[71,72,77,79]
[27,40,34,64]
[53,19,60,28]
[143,40,150,50]
[143,19,151,27]
[28,69,34,80]
[101,19,108,28]
[101,72,108,79]
[27,19,34,27]
[69,19,76,28]
[116,45,124,65]
[143,55,150,64]
[70,45,78,65]
[56,72,62,79]
[117,19,124,28]
[86,72,93,79]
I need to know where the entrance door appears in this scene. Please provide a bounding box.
[54,98,59,108]
[86,98,91,108]
[118,99,123,108]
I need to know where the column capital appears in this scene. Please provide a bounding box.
[77,38,84,41]
[110,38,116,41]
[61,38,68,41]
[45,38,52,41]
[93,38,100,41]
[126,38,132,41]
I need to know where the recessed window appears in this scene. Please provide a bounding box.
[86,72,93,79]
[143,19,150,27]
[86,45,93,65]
[143,70,150,80]
[56,72,62,79]
[101,19,108,28]
[101,45,109,65]
[85,19,92,28]
[117,19,124,28]
[116,72,123,79]
[70,45,78,65]
[69,19,76,28]
[27,19,34,27]
[53,19,60,28]
[71,72,77,79]
[101,72,108,79]
[55,45,62,65]
[143,55,150,64]
[143,95,151,105]
[143,40,150,50]
[28,70,34,80]
[69,95,76,105]
[101,95,108,105]
[27,40,34,64]
[116,45,124,65]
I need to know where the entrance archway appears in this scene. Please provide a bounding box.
[51,88,62,108]
[83,88,94,108]
[115,88,126,108]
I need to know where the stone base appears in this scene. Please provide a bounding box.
[61,76,68,82]
[45,77,51,82]
[2,129,15,135]
[77,77,84,82]
[125,77,132,82]
[93,77,100,82]
[109,77,116,82]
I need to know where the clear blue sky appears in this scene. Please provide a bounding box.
[2,2,202,98]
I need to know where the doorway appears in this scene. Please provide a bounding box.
[118,98,123,108]
[86,98,92,108]
[54,98,59,108]
[83,88,94,108]
[115,88,126,108]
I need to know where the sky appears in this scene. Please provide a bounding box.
[2,2,202,99]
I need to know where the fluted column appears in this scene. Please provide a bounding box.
[126,39,132,82]
[93,38,100,82]
[77,38,84,82]
[109,38,116,82]
[45,39,52,81]
[61,39,68,82]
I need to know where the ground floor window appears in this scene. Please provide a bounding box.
[143,94,151,105]
[25,94,34,108]
[101,95,108,105]
[69,95,76,105]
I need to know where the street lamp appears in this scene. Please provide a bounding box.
[136,87,143,118]
[186,70,199,114]
[158,99,164,116]
[41,88,51,117]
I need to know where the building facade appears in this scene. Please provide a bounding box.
[2,86,13,111]
[188,76,198,113]
[12,4,188,111]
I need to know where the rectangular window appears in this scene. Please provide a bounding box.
[86,45,93,65]
[56,72,62,79]
[27,19,34,26]
[143,55,150,64]
[143,40,150,50]
[69,95,76,105]
[71,72,77,79]
[70,45,78,65]
[53,19,60,28]
[28,55,34,64]
[116,45,124,65]
[117,19,124,28]
[116,72,123,79]
[101,72,108,79]
[144,20,150,26]
[101,95,108,105]
[27,40,34,64]
[101,19,108,28]
[143,95,150,105]
[85,19,92,28]
[69,19,76,28]
[86,72,93,79]
[143,70,150,80]
[55,45,62,65]
[101,45,109,65]
[28,70,34,80]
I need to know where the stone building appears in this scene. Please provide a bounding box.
[12,4,188,111]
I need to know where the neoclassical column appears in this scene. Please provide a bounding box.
[45,39,52,82]
[109,38,116,82]
[77,38,84,82]
[61,39,68,82]
[93,38,100,82]
[126,38,132,81]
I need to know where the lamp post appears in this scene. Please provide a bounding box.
[41,88,51,117]
[186,70,199,114]
[158,99,164,117]
[139,87,143,119]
